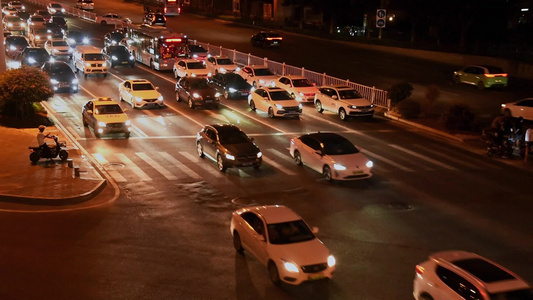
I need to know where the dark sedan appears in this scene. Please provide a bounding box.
[45,23,64,39]
[64,30,88,47]
[175,77,220,109]
[19,47,50,67]
[196,124,262,172]
[251,31,282,47]
[49,16,67,31]
[41,61,78,93]
[143,12,166,26]
[104,30,125,46]
[209,73,252,99]
[4,35,29,58]
[102,45,134,68]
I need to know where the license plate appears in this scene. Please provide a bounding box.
[242,162,253,166]
[122,61,128,64]
[241,92,248,96]
[309,274,325,281]
[353,170,363,174]
[58,83,69,88]
[273,41,278,44]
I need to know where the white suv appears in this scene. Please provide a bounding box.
[413,251,533,300]
[314,85,374,121]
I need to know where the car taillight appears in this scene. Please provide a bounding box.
[415,265,424,275]
[290,138,294,144]
[164,7,167,13]
[485,73,507,78]
[266,37,283,41]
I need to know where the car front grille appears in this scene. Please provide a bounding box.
[301,263,327,273]
[91,63,103,67]
[107,122,124,128]
[144,98,157,103]
[283,106,301,112]
[236,155,257,162]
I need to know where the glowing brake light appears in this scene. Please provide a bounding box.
[178,7,181,13]
[266,37,283,40]
[167,0,176,2]
[164,7,167,13]
[485,73,507,78]
[166,38,182,42]
[415,265,425,275]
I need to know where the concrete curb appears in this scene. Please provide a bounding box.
[383,112,466,143]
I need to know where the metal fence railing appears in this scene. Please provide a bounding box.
[26,0,97,22]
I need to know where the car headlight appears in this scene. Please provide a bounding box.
[21,5,25,9]
[275,104,284,110]
[157,95,163,101]
[9,45,16,51]
[52,49,59,53]
[111,56,118,60]
[82,37,89,44]
[85,62,91,67]
[191,73,196,77]
[299,92,304,96]
[97,121,107,127]
[256,152,262,158]
[36,35,41,40]
[61,8,65,12]
[50,79,59,84]
[68,48,73,53]
[235,67,241,72]
[69,38,75,44]
[366,160,373,168]
[283,262,299,273]
[333,163,346,171]
[50,8,56,13]
[214,92,220,98]
[225,153,235,160]
[348,105,357,109]
[207,72,212,77]
[102,62,107,67]
[228,88,237,93]
[21,23,25,27]
[7,22,13,27]
[259,79,265,84]
[28,57,36,63]
[134,96,143,103]
[47,35,51,40]
[192,54,198,58]
[72,79,78,84]
[129,55,134,60]
[193,93,200,98]
[125,120,131,126]
[219,67,226,73]
[327,255,336,267]
[298,103,303,109]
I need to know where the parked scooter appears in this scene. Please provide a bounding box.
[29,135,69,164]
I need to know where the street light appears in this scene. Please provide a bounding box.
[0,0,7,72]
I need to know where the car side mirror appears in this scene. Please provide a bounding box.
[290,94,295,99]
[312,226,319,234]
[332,95,338,100]
[156,86,159,90]
[86,109,93,114]
[263,97,269,101]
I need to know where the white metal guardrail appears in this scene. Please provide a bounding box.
[25,0,390,109]
[196,41,390,109]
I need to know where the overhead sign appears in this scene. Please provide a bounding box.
[376,9,386,28]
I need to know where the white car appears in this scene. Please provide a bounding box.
[27,15,46,27]
[44,39,72,58]
[238,65,279,88]
[289,132,373,181]
[96,13,132,26]
[173,59,211,79]
[47,3,65,15]
[413,251,533,300]
[314,85,374,121]
[8,1,25,11]
[248,87,302,118]
[501,98,533,121]
[3,15,26,32]
[119,79,164,109]
[230,205,336,286]
[205,55,240,74]
[2,6,18,16]
[276,75,319,103]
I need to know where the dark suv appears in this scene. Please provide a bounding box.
[102,45,134,68]
[19,47,50,67]
[251,31,283,47]
[175,77,220,109]
[143,13,166,26]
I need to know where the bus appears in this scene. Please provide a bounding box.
[124,25,188,71]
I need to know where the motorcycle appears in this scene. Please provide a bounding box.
[483,129,530,158]
[29,135,69,164]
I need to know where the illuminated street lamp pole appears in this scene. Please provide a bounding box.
[0,0,7,73]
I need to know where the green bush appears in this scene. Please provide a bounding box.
[440,104,475,131]
[388,82,413,105]
[396,99,421,119]
[0,67,53,119]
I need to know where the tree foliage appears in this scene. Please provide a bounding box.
[0,66,54,119]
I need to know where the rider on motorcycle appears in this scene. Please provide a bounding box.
[37,125,52,158]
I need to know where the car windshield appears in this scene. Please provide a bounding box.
[85,54,104,61]
[254,68,274,76]
[52,40,68,46]
[338,89,363,99]
[110,46,129,55]
[321,137,359,155]
[188,45,207,53]
[28,51,49,60]
[190,80,210,89]
[292,79,314,87]
[226,75,248,86]
[8,37,28,46]
[109,32,124,40]
[217,58,233,65]
[35,28,47,35]
[38,11,51,17]
[31,16,44,22]
[52,18,66,25]
[218,129,250,144]
[132,83,154,91]
[50,64,72,74]
[51,4,62,8]
[485,66,505,74]
[187,62,205,69]
[5,16,21,22]
[68,31,82,38]
[489,289,533,300]
[267,220,315,245]
[95,104,123,115]
[269,91,292,101]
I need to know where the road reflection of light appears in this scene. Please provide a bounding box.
[7,60,21,69]
[155,116,166,126]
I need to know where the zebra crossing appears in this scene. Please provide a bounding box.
[91,143,501,183]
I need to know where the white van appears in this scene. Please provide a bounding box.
[73,45,107,77]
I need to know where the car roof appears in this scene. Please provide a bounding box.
[90,97,120,105]
[241,205,301,224]
[327,85,353,90]
[261,87,284,92]
[213,55,230,59]
[281,75,306,80]
[130,79,151,83]
[305,132,349,144]
[247,65,268,69]
[180,58,202,63]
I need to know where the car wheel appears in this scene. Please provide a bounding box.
[339,108,348,121]
[101,21,107,25]
[188,97,194,109]
[323,165,332,181]
[477,81,485,90]
[196,142,204,158]
[82,117,88,127]
[268,107,274,118]
[59,150,68,161]
[224,90,229,99]
[30,152,40,164]
[419,295,434,300]
[316,101,324,113]
[233,231,244,254]
[175,91,181,102]
[125,132,130,139]
[268,261,281,286]
[217,154,227,172]
[294,150,302,166]
[253,163,261,170]
[249,100,256,111]
[94,123,101,138]
[453,75,461,84]
[503,108,512,117]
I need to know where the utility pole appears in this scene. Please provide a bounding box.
[0,0,7,73]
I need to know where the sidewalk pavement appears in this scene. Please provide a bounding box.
[0,124,107,208]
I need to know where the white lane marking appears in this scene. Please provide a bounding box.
[267,148,294,164]
[158,151,202,179]
[220,102,287,133]
[92,153,127,182]
[179,151,224,178]
[136,152,178,180]
[262,156,297,175]
[66,126,82,140]
[165,104,205,128]
[131,124,149,137]
[429,143,501,170]
[204,110,229,122]
[413,144,481,170]
[115,153,153,181]
[360,149,414,172]
[389,144,457,170]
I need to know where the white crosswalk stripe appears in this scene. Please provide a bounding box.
[389,144,457,170]
[116,153,153,181]
[158,152,202,179]
[360,149,414,172]
[262,156,297,176]
[179,151,224,178]
[267,148,295,164]
[136,152,178,180]
[92,153,127,182]
[412,144,481,170]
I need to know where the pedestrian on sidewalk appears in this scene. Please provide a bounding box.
[525,127,532,163]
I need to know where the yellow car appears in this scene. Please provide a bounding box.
[453,65,508,89]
